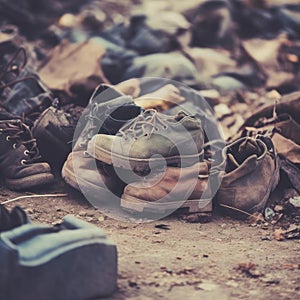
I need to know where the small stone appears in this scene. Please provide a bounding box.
[197,282,218,291]
[226,280,239,288]
[261,274,280,285]
[86,217,93,222]
[78,211,87,217]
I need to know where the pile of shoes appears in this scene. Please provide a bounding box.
[58,80,300,221]
[0,28,56,190]
[61,82,218,218]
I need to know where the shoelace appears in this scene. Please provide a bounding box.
[0,120,41,164]
[0,47,37,91]
[78,103,101,148]
[119,109,170,140]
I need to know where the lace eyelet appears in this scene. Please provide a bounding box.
[0,129,3,134]
[83,151,90,158]
[6,136,10,141]
[24,150,29,156]
[13,143,17,149]
[21,159,27,165]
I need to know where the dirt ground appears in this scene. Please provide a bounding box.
[2,181,299,300]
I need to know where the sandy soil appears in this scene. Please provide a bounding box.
[1,182,299,300]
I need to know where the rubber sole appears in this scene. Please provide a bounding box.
[87,143,203,173]
[5,173,54,191]
[121,193,212,214]
[62,163,110,195]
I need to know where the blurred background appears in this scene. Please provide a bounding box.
[1,0,300,139]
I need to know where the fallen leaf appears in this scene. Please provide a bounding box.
[281,263,300,270]
[236,262,263,278]
[274,205,284,212]
[274,229,285,241]
[248,212,265,224]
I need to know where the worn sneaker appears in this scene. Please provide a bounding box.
[0,119,54,190]
[62,84,142,199]
[121,161,212,214]
[213,136,280,219]
[87,109,204,173]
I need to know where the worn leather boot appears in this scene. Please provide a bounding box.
[214,136,280,219]
[121,161,212,214]
[32,105,80,170]
[0,119,54,190]
[62,84,142,200]
[87,109,204,173]
[0,47,53,117]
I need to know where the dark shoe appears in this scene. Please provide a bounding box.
[0,205,30,232]
[121,161,212,214]
[87,109,204,173]
[0,47,53,118]
[32,105,79,170]
[214,136,280,219]
[74,84,142,151]
[0,215,117,300]
[0,119,54,190]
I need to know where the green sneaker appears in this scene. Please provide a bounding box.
[87,109,204,173]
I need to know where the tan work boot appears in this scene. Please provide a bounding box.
[214,136,280,219]
[62,151,125,200]
[0,119,54,190]
[120,161,212,214]
[87,109,204,173]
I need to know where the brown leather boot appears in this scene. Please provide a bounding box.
[121,161,212,214]
[0,119,54,190]
[62,151,126,201]
[214,136,280,219]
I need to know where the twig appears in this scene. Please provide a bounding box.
[219,204,252,216]
[1,194,68,205]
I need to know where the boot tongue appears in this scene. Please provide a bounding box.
[226,153,240,171]
[236,139,263,164]
[174,111,188,121]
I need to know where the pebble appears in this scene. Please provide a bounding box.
[196,282,218,291]
[78,211,87,217]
